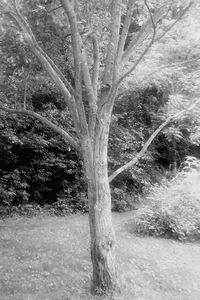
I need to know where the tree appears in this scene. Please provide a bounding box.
[0,0,194,294]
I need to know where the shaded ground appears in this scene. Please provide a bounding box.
[0,212,200,299]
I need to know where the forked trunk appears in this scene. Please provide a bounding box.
[81,113,118,294]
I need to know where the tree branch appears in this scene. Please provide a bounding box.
[103,0,122,86]
[144,0,156,31]
[114,1,194,89]
[0,0,80,131]
[88,33,99,98]
[109,101,200,182]
[12,2,75,96]
[48,5,62,13]
[60,0,88,135]
[80,32,100,136]
[154,2,194,43]
[61,1,99,138]
[0,105,79,150]
[122,3,167,64]
[116,0,157,86]
[60,0,81,91]
[116,0,135,63]
[80,39,97,137]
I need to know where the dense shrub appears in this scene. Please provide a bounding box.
[111,187,140,212]
[134,157,200,241]
[0,114,86,213]
[0,204,42,218]
[56,190,88,213]
[44,200,73,216]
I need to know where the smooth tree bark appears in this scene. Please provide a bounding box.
[0,0,194,294]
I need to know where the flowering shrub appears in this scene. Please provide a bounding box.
[134,157,200,241]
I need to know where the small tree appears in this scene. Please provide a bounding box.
[0,0,194,294]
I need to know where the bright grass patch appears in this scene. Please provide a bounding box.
[0,212,200,299]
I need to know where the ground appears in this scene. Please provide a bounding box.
[0,212,200,300]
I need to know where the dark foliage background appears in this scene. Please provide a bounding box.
[0,113,87,215]
[1,84,200,216]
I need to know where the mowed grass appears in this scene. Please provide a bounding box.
[0,212,200,300]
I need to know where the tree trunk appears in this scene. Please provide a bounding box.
[81,112,118,295]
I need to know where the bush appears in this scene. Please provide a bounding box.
[44,200,73,216]
[0,114,86,213]
[111,187,139,212]
[134,156,200,241]
[48,193,88,215]
[0,170,29,207]
[0,204,42,218]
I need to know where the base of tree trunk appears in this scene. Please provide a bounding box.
[91,275,120,296]
[90,239,120,295]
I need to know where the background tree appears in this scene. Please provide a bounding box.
[0,0,196,294]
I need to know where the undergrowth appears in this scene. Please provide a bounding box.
[134,156,200,241]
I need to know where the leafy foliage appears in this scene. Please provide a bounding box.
[0,113,86,214]
[109,84,200,204]
[134,156,200,241]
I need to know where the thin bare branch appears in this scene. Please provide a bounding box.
[0,1,81,131]
[48,5,62,13]
[6,1,75,96]
[115,1,194,88]
[122,3,167,64]
[31,45,81,131]
[0,105,79,150]
[34,44,75,97]
[144,0,156,31]
[117,0,157,86]
[109,101,200,182]
[116,0,135,63]
[119,42,153,85]
[154,2,194,43]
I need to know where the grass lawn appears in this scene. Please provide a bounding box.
[0,212,200,300]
